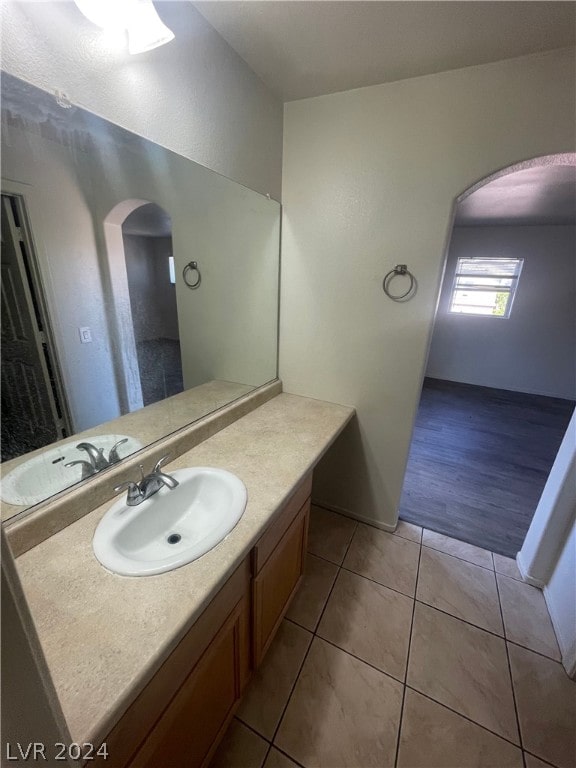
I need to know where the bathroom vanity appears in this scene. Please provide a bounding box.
[100,472,310,768]
[12,392,354,768]
[1,66,353,768]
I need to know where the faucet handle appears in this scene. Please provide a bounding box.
[108,438,128,464]
[152,454,171,474]
[114,481,142,505]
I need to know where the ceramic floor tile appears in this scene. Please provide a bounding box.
[307,506,357,565]
[509,643,576,768]
[209,719,269,768]
[497,574,560,660]
[343,523,420,597]
[407,603,519,743]
[397,688,523,768]
[317,568,413,680]
[493,553,523,581]
[393,519,423,543]
[263,749,300,768]
[275,637,403,768]
[417,546,503,635]
[285,553,338,632]
[236,620,312,740]
[422,529,494,569]
[524,754,556,768]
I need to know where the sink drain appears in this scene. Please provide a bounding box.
[167,533,181,545]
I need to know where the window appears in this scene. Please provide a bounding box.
[449,257,523,318]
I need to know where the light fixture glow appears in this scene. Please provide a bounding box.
[74,0,138,31]
[101,27,129,51]
[127,1,175,55]
[73,0,174,55]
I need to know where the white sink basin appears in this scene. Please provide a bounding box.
[92,467,247,576]
[1,434,142,506]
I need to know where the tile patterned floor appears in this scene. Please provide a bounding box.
[211,506,575,768]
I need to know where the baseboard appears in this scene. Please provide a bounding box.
[310,500,397,532]
[543,585,576,679]
[425,375,575,402]
[516,551,545,588]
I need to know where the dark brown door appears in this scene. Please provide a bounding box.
[1,194,67,460]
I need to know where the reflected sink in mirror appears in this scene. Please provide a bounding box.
[92,467,247,576]
[0,435,143,506]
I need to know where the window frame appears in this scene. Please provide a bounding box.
[448,256,524,319]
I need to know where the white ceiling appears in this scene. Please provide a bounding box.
[455,165,576,227]
[192,1,576,225]
[193,1,575,102]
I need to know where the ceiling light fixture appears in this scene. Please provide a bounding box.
[126,1,175,55]
[74,0,174,55]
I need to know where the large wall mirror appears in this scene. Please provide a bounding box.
[1,73,280,522]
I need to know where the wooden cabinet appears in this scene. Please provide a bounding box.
[96,473,312,768]
[251,473,311,665]
[96,558,251,768]
[130,596,248,768]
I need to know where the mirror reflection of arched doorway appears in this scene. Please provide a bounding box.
[103,199,183,414]
[121,203,183,407]
[399,154,576,558]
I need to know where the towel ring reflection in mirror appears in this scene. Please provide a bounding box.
[382,264,417,301]
[183,261,201,289]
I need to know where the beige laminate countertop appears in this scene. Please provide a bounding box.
[15,393,354,747]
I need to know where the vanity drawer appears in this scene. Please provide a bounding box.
[252,472,312,574]
[252,499,309,665]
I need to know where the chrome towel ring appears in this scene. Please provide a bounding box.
[383,264,416,301]
[183,261,201,289]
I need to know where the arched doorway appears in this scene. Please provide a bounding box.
[103,199,182,413]
[399,153,576,557]
[121,203,183,407]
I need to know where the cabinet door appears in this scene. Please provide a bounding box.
[252,474,312,573]
[253,500,309,665]
[129,596,248,768]
[94,559,250,768]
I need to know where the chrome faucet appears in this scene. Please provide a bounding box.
[114,455,179,506]
[77,442,109,471]
[66,438,129,478]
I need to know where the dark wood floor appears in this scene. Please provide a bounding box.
[399,378,575,558]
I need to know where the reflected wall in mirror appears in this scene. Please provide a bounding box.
[0,73,280,521]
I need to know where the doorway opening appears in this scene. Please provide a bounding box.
[399,155,576,558]
[103,199,183,413]
[121,203,183,407]
[0,193,71,461]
